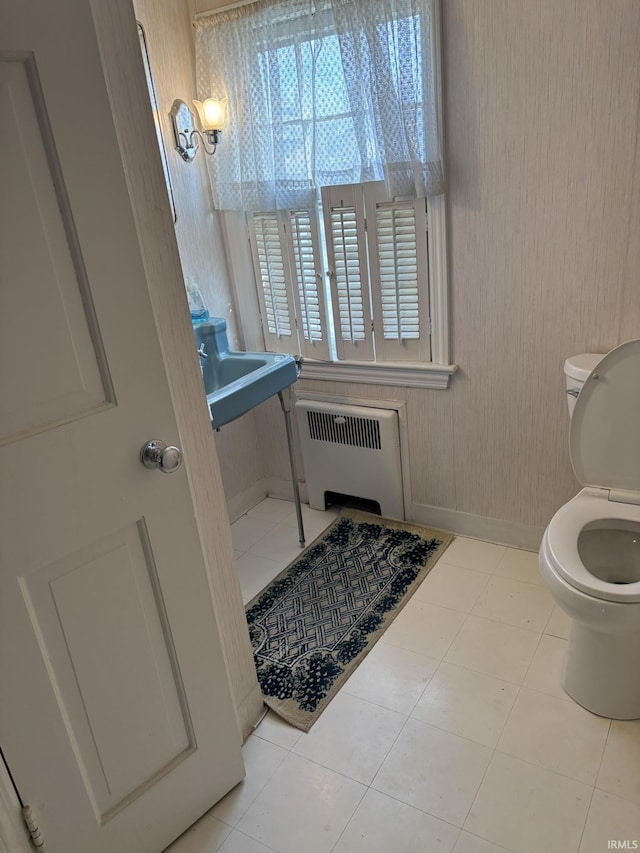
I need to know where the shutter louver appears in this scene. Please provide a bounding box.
[331,207,365,342]
[322,185,374,361]
[290,210,325,344]
[251,214,292,339]
[376,204,420,340]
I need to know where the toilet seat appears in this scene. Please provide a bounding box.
[570,338,640,499]
[546,489,640,603]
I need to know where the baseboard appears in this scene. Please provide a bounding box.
[266,477,309,504]
[408,502,545,552]
[226,478,268,523]
[230,478,545,550]
[261,482,545,550]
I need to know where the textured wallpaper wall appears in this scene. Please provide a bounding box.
[155,0,640,535]
[254,0,640,534]
[442,0,640,527]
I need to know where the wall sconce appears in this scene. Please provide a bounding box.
[169,97,227,161]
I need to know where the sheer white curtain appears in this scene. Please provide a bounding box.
[195,0,443,212]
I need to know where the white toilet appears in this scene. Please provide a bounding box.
[539,339,640,720]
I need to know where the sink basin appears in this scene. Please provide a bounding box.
[194,319,298,428]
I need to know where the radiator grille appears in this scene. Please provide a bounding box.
[307,410,381,450]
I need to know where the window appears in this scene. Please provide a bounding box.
[196,0,455,386]
[196,0,444,208]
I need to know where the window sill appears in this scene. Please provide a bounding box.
[298,358,458,390]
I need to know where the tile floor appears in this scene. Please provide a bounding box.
[166,498,640,853]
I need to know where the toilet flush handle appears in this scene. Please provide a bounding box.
[566,388,580,398]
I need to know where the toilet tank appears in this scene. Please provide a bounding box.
[564,353,604,416]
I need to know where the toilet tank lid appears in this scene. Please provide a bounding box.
[564,353,604,382]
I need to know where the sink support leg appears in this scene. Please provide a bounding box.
[277,388,305,547]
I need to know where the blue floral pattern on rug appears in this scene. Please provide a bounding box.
[245,515,445,727]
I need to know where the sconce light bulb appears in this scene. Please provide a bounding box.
[193,97,227,131]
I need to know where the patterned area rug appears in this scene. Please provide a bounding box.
[245,510,453,731]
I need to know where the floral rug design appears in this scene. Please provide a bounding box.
[245,509,453,731]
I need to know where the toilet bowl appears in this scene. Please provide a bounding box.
[539,339,640,719]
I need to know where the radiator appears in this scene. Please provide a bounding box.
[295,399,404,520]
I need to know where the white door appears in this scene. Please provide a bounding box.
[0,1,245,851]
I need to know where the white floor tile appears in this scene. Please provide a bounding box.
[544,605,571,640]
[454,833,514,853]
[305,504,341,522]
[496,687,610,785]
[342,641,439,715]
[220,513,619,853]
[164,814,232,853]
[413,562,490,613]
[382,598,466,659]
[236,552,283,605]
[372,717,492,826]
[579,789,640,853]
[440,538,507,574]
[333,788,460,853]
[241,503,337,590]
[231,516,276,553]
[210,737,288,827]
[279,506,340,544]
[522,634,569,700]
[464,752,592,853]
[597,719,640,804]
[253,709,303,751]
[246,523,305,567]
[493,548,543,586]
[237,753,365,853]
[218,830,277,853]
[299,503,340,523]
[444,616,540,684]
[412,662,518,748]
[470,576,554,633]
[293,692,405,785]
[247,498,295,524]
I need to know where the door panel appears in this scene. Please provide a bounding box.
[0,57,111,443]
[20,521,194,822]
[0,1,245,851]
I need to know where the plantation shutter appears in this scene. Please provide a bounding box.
[249,184,431,363]
[285,210,330,361]
[248,210,329,359]
[321,184,374,362]
[248,213,296,353]
[364,182,431,363]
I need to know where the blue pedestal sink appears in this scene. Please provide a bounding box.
[193,318,305,545]
[194,318,298,429]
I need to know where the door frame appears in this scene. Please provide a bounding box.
[0,0,262,843]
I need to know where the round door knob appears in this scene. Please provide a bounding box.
[140,440,183,474]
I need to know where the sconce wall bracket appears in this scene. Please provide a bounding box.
[170,99,197,161]
[169,99,220,161]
